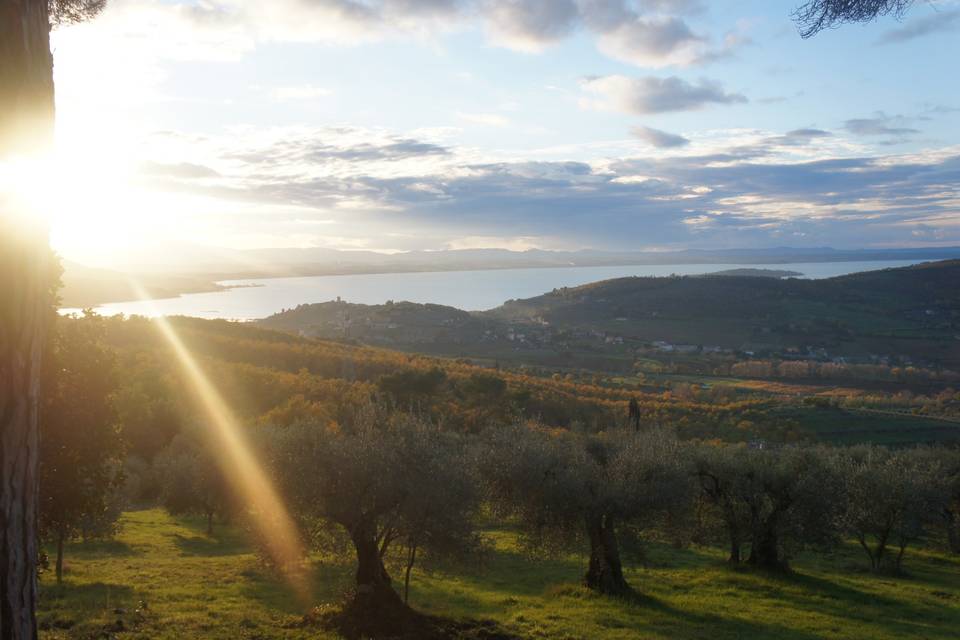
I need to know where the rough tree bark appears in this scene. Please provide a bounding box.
[0,219,53,640]
[583,514,631,596]
[748,526,786,570]
[1,0,55,155]
[1,3,55,637]
[349,523,406,611]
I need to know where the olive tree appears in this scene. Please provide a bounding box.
[840,446,947,572]
[262,406,484,623]
[693,444,755,565]
[39,312,123,584]
[482,424,691,596]
[696,444,843,571]
[388,428,483,605]
[155,433,233,536]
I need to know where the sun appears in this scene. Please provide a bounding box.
[0,143,190,269]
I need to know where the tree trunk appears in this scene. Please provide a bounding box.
[1,216,52,640]
[723,505,742,565]
[0,0,54,156]
[728,535,742,565]
[894,540,907,574]
[857,535,878,571]
[206,510,213,536]
[403,544,416,605]
[3,4,61,639]
[748,526,785,571]
[872,529,890,571]
[54,528,64,585]
[944,509,960,554]
[583,514,631,596]
[349,524,405,611]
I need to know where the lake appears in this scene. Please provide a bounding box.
[72,260,929,320]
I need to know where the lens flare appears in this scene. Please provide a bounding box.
[126,280,311,603]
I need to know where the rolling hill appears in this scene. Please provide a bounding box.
[487,260,960,366]
[261,261,960,368]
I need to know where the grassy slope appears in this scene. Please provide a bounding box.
[40,510,960,640]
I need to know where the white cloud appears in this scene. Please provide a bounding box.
[121,118,960,252]
[60,0,743,68]
[596,16,709,67]
[581,75,747,114]
[632,125,690,148]
[483,0,580,51]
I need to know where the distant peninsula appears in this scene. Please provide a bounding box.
[703,268,803,278]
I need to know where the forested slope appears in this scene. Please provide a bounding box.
[486,260,960,365]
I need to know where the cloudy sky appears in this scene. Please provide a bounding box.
[45,0,960,265]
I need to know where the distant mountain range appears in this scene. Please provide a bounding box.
[194,245,960,278]
[59,261,225,308]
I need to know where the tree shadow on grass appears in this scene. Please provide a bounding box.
[408,542,960,640]
[39,581,137,629]
[167,514,249,555]
[171,532,247,557]
[167,514,251,557]
[709,566,960,639]
[60,538,142,559]
[39,581,153,638]
[622,591,830,640]
[414,576,831,640]
[41,580,135,608]
[237,558,355,616]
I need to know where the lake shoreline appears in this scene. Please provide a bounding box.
[61,259,934,320]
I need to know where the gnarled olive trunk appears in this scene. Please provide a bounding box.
[349,523,405,611]
[748,527,786,571]
[583,514,631,596]
[746,498,790,572]
[856,525,893,572]
[724,504,744,565]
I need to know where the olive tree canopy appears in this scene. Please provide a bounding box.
[482,424,692,596]
[261,405,484,630]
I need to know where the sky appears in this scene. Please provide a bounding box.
[40,0,960,266]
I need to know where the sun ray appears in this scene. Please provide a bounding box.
[124,278,311,604]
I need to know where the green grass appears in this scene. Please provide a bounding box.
[40,509,960,639]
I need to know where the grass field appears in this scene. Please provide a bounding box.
[772,406,960,445]
[39,509,960,639]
